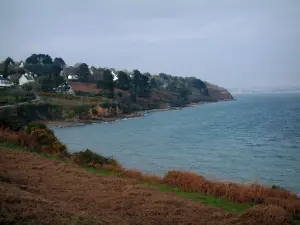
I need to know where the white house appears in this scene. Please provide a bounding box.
[89,65,94,75]
[0,76,14,88]
[68,74,79,80]
[19,73,34,85]
[111,71,118,81]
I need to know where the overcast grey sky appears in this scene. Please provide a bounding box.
[1,0,299,89]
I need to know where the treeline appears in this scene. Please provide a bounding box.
[0,53,212,104]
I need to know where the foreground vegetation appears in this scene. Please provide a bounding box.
[0,123,299,224]
[1,143,299,225]
[2,146,296,225]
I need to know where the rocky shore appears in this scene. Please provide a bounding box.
[46,101,220,129]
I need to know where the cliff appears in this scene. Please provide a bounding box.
[205,82,234,101]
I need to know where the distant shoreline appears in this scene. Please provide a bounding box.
[46,101,219,129]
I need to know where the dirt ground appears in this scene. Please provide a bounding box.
[0,148,291,225]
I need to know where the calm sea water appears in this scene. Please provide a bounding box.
[54,93,300,194]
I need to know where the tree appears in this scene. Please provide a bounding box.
[103,69,114,98]
[21,82,39,92]
[117,91,123,98]
[25,54,38,64]
[37,75,63,92]
[131,70,150,97]
[51,63,63,77]
[150,78,157,89]
[116,71,130,90]
[91,67,105,82]
[96,69,114,98]
[179,88,191,103]
[132,69,141,94]
[3,57,15,78]
[24,54,65,80]
[8,88,27,103]
[25,54,52,65]
[53,57,66,67]
[143,72,151,78]
[159,73,168,81]
[103,69,113,82]
[78,63,91,82]
[37,76,52,92]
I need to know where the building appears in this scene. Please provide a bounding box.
[68,74,79,81]
[19,73,34,85]
[0,76,14,88]
[111,70,118,81]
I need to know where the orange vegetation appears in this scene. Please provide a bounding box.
[0,127,67,156]
[162,171,300,213]
[0,149,293,225]
[1,127,300,216]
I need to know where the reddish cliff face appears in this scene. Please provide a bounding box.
[205,82,234,101]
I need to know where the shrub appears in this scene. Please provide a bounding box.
[0,127,38,149]
[21,82,38,91]
[117,91,123,98]
[239,205,291,225]
[72,149,119,167]
[73,105,90,115]
[26,122,47,134]
[30,127,68,155]
[92,108,98,115]
[162,170,300,213]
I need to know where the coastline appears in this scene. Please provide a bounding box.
[45,101,218,129]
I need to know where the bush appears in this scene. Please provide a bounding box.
[21,82,38,92]
[162,170,300,213]
[117,91,123,98]
[73,105,91,115]
[239,205,291,225]
[30,127,68,155]
[26,122,47,134]
[72,149,118,167]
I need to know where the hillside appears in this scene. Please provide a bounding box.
[0,147,293,225]
[205,82,234,101]
[0,54,234,110]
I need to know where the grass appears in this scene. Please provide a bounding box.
[83,166,252,213]
[0,142,57,160]
[0,142,250,213]
[1,141,300,225]
[146,182,253,213]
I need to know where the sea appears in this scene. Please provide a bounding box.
[54,93,300,194]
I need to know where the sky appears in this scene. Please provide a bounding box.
[1,0,300,89]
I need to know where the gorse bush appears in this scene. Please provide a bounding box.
[30,127,68,155]
[26,122,47,134]
[72,149,119,167]
[0,125,68,156]
[162,170,300,213]
[0,127,39,149]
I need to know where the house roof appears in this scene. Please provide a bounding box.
[0,76,9,81]
[68,74,79,79]
[23,74,34,80]
[8,74,22,80]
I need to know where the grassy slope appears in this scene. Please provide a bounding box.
[0,142,251,214]
[1,142,299,224]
